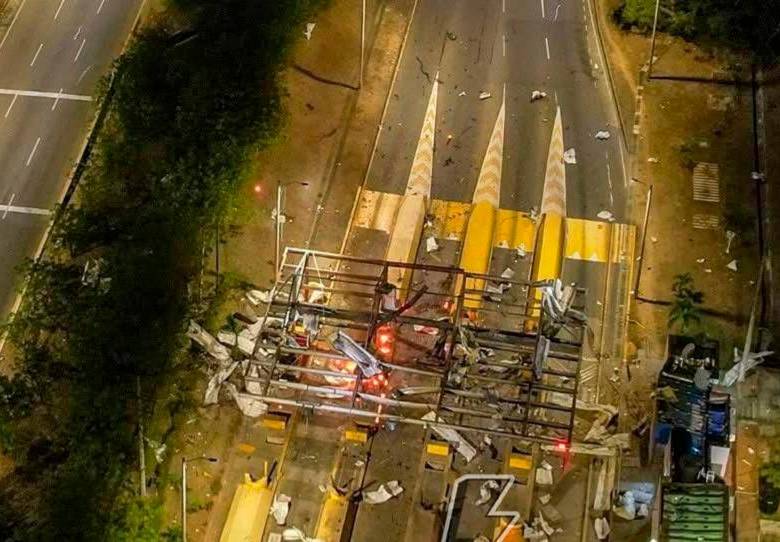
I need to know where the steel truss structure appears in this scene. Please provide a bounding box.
[244,248,586,445]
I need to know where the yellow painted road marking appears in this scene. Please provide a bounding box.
[353,189,401,232]
[565,218,611,263]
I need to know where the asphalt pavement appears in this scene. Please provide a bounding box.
[0,0,144,319]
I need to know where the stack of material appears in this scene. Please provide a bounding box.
[661,483,727,542]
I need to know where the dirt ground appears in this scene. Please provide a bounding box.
[597,0,765,538]
[162,0,417,538]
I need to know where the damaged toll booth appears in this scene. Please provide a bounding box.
[654,335,731,541]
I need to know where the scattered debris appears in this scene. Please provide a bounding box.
[727,259,738,272]
[595,130,611,140]
[187,320,231,362]
[247,289,273,305]
[539,493,551,504]
[458,91,467,97]
[422,411,477,462]
[475,480,500,506]
[282,527,321,542]
[363,480,404,504]
[535,466,553,485]
[225,383,268,417]
[217,330,237,346]
[479,91,492,100]
[426,236,439,253]
[413,324,439,336]
[446,134,453,145]
[530,90,547,101]
[204,360,239,405]
[647,157,659,163]
[651,236,658,243]
[271,494,292,525]
[704,268,712,273]
[332,331,382,378]
[304,23,316,40]
[473,536,490,542]
[516,245,527,258]
[501,267,515,280]
[563,148,576,164]
[696,258,705,264]
[594,517,610,540]
[596,210,614,221]
[725,230,736,254]
[446,31,457,40]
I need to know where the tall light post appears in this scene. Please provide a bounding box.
[274,181,310,279]
[181,455,218,542]
[359,0,366,88]
[647,0,661,79]
[631,178,653,297]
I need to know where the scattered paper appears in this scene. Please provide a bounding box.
[597,210,614,221]
[501,267,515,280]
[304,23,316,40]
[535,467,553,485]
[651,236,658,243]
[475,480,499,506]
[531,90,547,101]
[283,527,321,542]
[247,289,273,305]
[217,330,237,346]
[458,91,467,97]
[595,130,611,140]
[563,148,576,164]
[539,493,551,504]
[426,236,439,253]
[727,259,738,272]
[594,517,610,539]
[479,91,492,100]
[516,245,527,258]
[696,258,705,264]
[271,494,292,525]
[647,157,659,163]
[364,480,404,504]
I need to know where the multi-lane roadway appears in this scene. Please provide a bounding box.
[0,0,144,323]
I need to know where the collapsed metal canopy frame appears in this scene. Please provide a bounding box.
[245,247,586,445]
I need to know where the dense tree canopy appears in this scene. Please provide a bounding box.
[0,0,325,539]
[616,0,780,60]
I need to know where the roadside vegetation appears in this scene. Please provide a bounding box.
[613,0,780,60]
[0,0,325,539]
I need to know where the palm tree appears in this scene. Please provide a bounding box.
[668,273,704,332]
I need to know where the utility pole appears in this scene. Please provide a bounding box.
[359,0,366,89]
[648,0,661,79]
[137,376,146,497]
[632,179,654,296]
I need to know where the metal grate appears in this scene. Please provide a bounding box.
[692,162,720,203]
[692,213,720,230]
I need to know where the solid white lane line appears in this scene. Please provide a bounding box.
[73,38,86,63]
[0,203,51,217]
[606,152,614,207]
[73,26,82,40]
[51,88,64,111]
[4,94,18,118]
[2,194,15,220]
[0,88,92,101]
[545,36,550,60]
[77,65,93,84]
[97,0,106,14]
[0,0,28,52]
[30,43,43,67]
[54,0,66,20]
[502,34,506,57]
[502,0,506,13]
[26,137,41,166]
[554,3,561,21]
[540,0,545,18]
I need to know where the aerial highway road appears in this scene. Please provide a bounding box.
[0,0,144,324]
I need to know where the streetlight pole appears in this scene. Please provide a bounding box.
[359,0,366,89]
[648,0,661,79]
[181,456,218,542]
[632,178,653,297]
